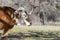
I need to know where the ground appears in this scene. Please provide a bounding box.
[0,25,60,40]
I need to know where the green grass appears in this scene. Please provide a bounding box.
[11,26,60,37]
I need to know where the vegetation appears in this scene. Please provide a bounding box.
[11,26,60,37]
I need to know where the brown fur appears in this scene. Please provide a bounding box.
[0,6,16,37]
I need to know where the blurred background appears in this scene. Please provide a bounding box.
[0,0,60,25]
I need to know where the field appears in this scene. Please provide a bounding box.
[0,25,60,40]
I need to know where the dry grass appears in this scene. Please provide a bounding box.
[11,25,60,35]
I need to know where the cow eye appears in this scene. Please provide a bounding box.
[19,10,22,12]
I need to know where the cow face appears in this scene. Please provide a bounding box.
[14,7,32,26]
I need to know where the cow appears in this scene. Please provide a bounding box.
[15,7,33,26]
[0,6,32,39]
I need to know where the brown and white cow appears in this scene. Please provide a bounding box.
[0,6,32,38]
[15,7,33,26]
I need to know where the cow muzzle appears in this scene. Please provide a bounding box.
[24,19,32,26]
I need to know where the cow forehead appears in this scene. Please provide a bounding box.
[18,7,25,11]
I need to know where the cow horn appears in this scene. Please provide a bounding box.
[28,7,33,15]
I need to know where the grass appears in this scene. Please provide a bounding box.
[11,26,60,37]
[6,26,60,40]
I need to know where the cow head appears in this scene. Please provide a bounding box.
[14,7,33,26]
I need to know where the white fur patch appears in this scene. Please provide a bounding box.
[16,19,21,25]
[11,14,13,18]
[14,18,21,25]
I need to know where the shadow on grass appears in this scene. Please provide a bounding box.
[0,32,60,40]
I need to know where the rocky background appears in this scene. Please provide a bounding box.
[0,0,60,25]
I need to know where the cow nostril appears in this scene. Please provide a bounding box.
[30,23,32,25]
